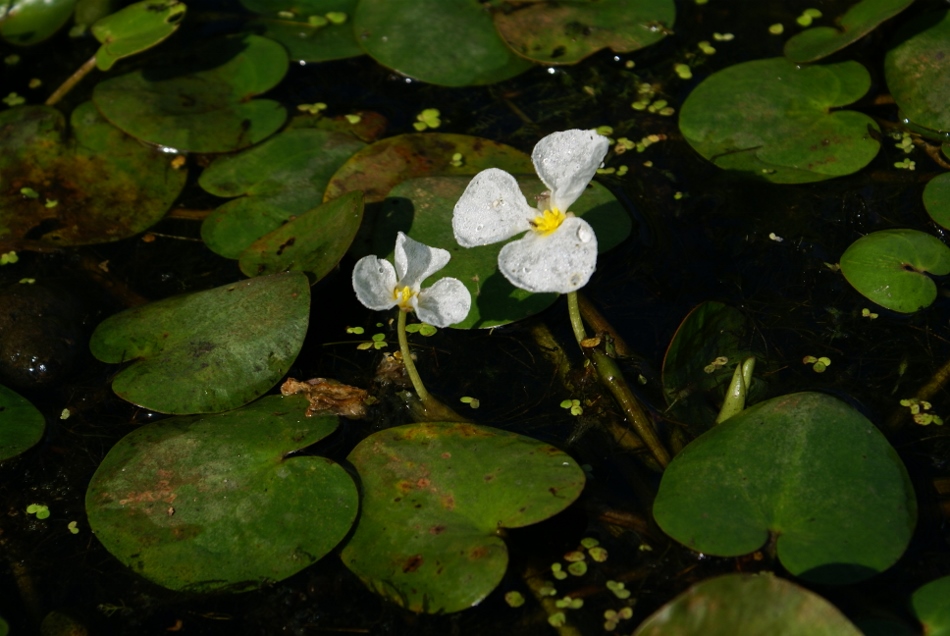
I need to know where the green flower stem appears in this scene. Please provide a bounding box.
[566,292,670,469]
[397,309,430,402]
[46,55,97,107]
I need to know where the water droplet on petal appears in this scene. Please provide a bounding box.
[577,225,593,242]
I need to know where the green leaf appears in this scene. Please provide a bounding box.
[89,272,310,414]
[0,103,186,245]
[839,229,950,313]
[0,0,76,45]
[352,0,533,86]
[654,392,916,585]
[923,173,950,230]
[679,57,880,183]
[372,175,629,329]
[242,0,362,63]
[341,422,585,613]
[91,0,186,71]
[85,395,357,592]
[634,573,863,635]
[238,190,364,279]
[493,0,675,65]
[885,10,950,134]
[93,34,288,153]
[784,0,913,63]
[326,132,535,258]
[0,384,44,461]
[200,128,366,259]
[661,301,760,432]
[912,576,950,636]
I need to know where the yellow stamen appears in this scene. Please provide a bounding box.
[393,285,413,309]
[529,208,567,235]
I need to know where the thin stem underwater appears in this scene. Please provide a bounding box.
[566,292,671,468]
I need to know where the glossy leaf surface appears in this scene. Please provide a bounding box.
[0,384,44,461]
[86,395,357,592]
[654,392,916,584]
[89,273,310,414]
[784,0,912,63]
[91,0,186,70]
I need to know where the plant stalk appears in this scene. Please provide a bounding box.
[567,292,670,468]
[46,55,98,106]
[397,309,430,402]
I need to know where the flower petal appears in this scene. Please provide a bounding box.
[394,231,451,291]
[413,278,472,328]
[497,217,598,293]
[532,130,610,213]
[452,168,534,247]
[353,255,398,310]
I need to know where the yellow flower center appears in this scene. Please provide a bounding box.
[393,285,414,309]
[530,208,567,235]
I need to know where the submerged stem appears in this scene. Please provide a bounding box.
[566,292,670,468]
[46,55,97,106]
[397,309,430,402]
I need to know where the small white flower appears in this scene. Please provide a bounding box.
[452,129,610,293]
[352,231,471,328]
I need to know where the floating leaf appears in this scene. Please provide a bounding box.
[352,0,532,86]
[0,384,44,461]
[923,174,950,230]
[91,0,186,71]
[326,132,534,258]
[238,190,364,279]
[242,0,362,63]
[493,0,675,65]
[634,573,863,635]
[93,34,288,153]
[0,0,76,45]
[784,0,913,63]
[200,128,366,258]
[89,272,310,414]
[86,395,357,592]
[341,422,585,613]
[654,392,916,584]
[0,103,186,245]
[885,10,950,134]
[661,301,760,431]
[374,175,630,329]
[912,575,950,636]
[839,229,950,313]
[679,57,880,183]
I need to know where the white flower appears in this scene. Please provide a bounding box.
[452,129,610,294]
[352,231,471,328]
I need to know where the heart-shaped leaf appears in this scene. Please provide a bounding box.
[86,394,357,592]
[93,34,288,153]
[923,173,950,230]
[373,175,630,329]
[0,0,76,45]
[493,0,675,65]
[0,384,44,461]
[238,190,364,279]
[241,0,362,63]
[839,229,950,313]
[885,10,950,134]
[654,392,916,584]
[784,0,913,63]
[0,103,186,245]
[91,0,186,71]
[341,422,585,613]
[89,272,310,414]
[912,575,950,636]
[634,573,863,635]
[200,128,366,259]
[679,57,879,183]
[352,0,532,86]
